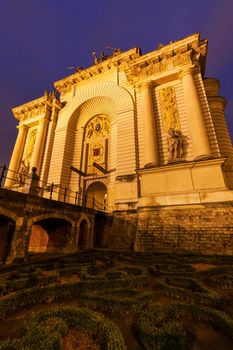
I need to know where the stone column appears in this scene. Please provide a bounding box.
[141,81,159,167]
[30,118,49,175]
[5,124,28,187]
[204,78,233,158]
[180,68,211,159]
[204,78,233,188]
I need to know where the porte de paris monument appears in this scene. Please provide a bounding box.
[3,33,233,257]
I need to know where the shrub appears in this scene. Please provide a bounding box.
[155,277,224,308]
[0,307,126,350]
[0,273,149,317]
[80,288,150,312]
[136,302,233,350]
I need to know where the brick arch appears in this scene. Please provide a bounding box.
[77,213,91,228]
[76,214,92,249]
[28,214,75,254]
[30,213,75,227]
[0,208,18,223]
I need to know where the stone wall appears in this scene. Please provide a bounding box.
[98,211,137,250]
[104,202,233,255]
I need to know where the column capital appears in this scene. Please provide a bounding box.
[139,80,153,91]
[179,67,194,80]
[17,123,28,131]
[38,117,49,125]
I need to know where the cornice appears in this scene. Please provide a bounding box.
[54,48,141,93]
[12,91,60,122]
[53,33,207,93]
[137,157,226,174]
[126,33,207,85]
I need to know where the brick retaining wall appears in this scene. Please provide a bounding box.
[104,202,233,255]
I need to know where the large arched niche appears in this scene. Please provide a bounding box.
[48,82,135,188]
[58,82,134,129]
[58,96,117,190]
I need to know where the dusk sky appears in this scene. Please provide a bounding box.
[0,0,233,165]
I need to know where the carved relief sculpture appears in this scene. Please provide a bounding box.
[85,115,110,139]
[159,86,180,133]
[89,143,104,165]
[24,127,37,165]
[167,128,184,161]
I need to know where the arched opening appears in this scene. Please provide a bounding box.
[78,219,88,250]
[29,218,71,253]
[0,215,15,263]
[85,182,107,211]
[93,212,108,248]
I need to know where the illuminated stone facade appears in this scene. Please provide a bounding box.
[6,33,233,210]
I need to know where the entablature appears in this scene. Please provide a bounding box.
[54,48,141,94]
[125,33,207,86]
[12,91,61,122]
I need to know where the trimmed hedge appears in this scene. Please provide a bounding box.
[0,273,149,317]
[0,307,126,350]
[155,277,224,308]
[204,274,233,289]
[0,273,59,296]
[80,288,151,312]
[137,302,233,350]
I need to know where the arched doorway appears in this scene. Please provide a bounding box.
[85,182,107,210]
[78,219,88,250]
[0,215,15,263]
[29,218,71,253]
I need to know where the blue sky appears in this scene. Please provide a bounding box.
[0,0,232,164]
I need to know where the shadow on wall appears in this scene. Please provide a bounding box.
[29,218,71,253]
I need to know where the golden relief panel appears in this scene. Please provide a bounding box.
[88,142,104,165]
[159,86,180,133]
[24,127,37,165]
[85,114,110,140]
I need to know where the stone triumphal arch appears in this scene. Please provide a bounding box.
[3,33,233,257]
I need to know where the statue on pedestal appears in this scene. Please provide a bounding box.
[167,128,183,161]
[18,160,29,185]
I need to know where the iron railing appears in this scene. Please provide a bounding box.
[0,165,113,212]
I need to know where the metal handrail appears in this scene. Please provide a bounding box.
[0,164,113,212]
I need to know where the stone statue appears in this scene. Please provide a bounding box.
[167,128,183,161]
[18,159,29,185]
[92,51,99,64]
[100,51,106,61]
[112,48,122,56]
[86,122,94,138]
[92,51,109,64]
